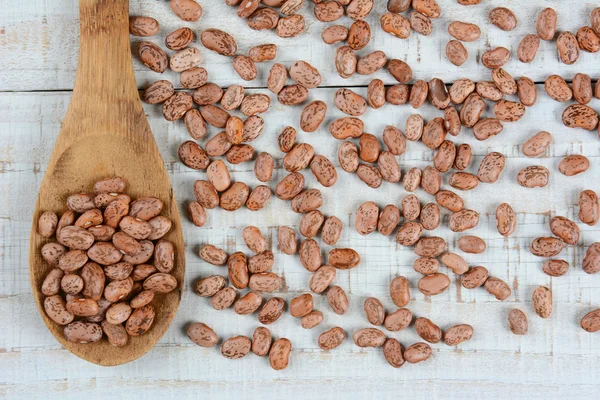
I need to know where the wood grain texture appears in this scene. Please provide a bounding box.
[28,0,185,366]
[1,0,600,397]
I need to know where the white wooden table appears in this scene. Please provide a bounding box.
[1,0,600,398]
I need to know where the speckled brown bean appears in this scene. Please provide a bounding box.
[444,324,474,346]
[410,11,433,36]
[477,82,503,102]
[278,85,309,106]
[580,190,600,226]
[536,8,557,40]
[448,21,481,41]
[330,117,364,140]
[495,203,517,237]
[458,236,486,254]
[137,41,167,73]
[353,328,386,348]
[577,26,600,53]
[583,243,600,274]
[240,94,270,117]
[300,211,325,239]
[478,152,505,183]
[388,59,412,83]
[227,252,249,290]
[446,40,468,66]
[322,216,343,246]
[366,79,385,109]
[384,308,412,332]
[402,167,421,192]
[517,77,538,107]
[232,55,257,81]
[449,209,479,232]
[508,309,528,335]
[66,298,99,317]
[449,172,479,191]
[542,259,569,277]
[193,84,224,106]
[337,142,359,174]
[300,101,327,132]
[327,286,349,315]
[559,155,590,177]
[446,107,461,136]
[44,295,74,325]
[482,47,511,69]
[572,73,592,105]
[318,327,346,350]
[557,32,579,65]
[335,46,357,79]
[299,239,322,272]
[64,321,103,344]
[485,277,512,301]
[418,273,450,296]
[380,12,410,39]
[233,291,263,315]
[143,80,175,105]
[200,28,236,56]
[195,275,227,297]
[517,166,550,188]
[258,297,285,324]
[404,115,422,141]
[358,133,381,163]
[41,268,65,296]
[38,211,58,238]
[422,118,447,149]
[269,338,292,370]
[449,79,475,104]
[460,93,485,127]
[377,204,400,236]
[395,222,423,247]
[440,253,468,275]
[278,226,297,255]
[581,309,600,332]
[436,190,464,213]
[550,216,580,245]
[489,7,517,31]
[194,180,219,209]
[178,141,209,171]
[129,16,159,37]
[386,84,410,105]
[322,25,349,44]
[530,237,564,257]
[268,63,288,94]
[415,317,442,343]
[518,34,540,63]
[251,327,272,356]
[402,194,421,221]
[347,20,371,50]
[532,286,552,318]
[163,92,193,122]
[404,342,432,364]
[545,75,573,102]
[390,276,410,307]
[187,322,218,347]
[165,27,194,51]
[462,266,488,289]
[221,335,252,359]
[328,248,360,270]
[249,44,277,63]
[291,189,323,213]
[335,88,367,116]
[248,8,279,30]
[562,104,599,130]
[357,165,383,188]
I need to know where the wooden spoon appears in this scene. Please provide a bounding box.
[29,0,185,366]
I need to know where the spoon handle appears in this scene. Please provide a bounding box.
[63,0,145,144]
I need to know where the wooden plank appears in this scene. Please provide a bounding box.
[1,0,600,91]
[0,86,599,397]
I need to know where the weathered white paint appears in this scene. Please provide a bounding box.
[1,0,600,398]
